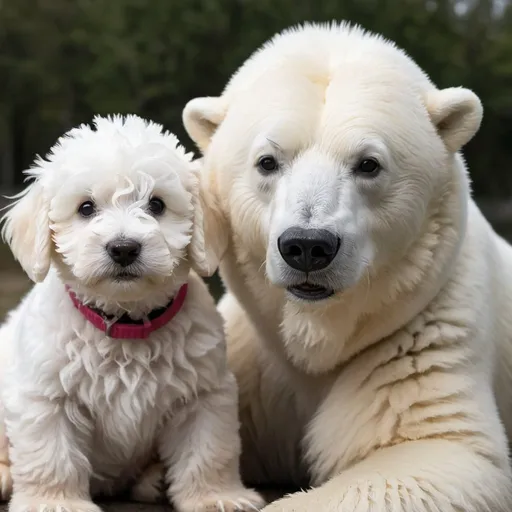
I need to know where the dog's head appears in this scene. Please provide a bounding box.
[1,115,218,303]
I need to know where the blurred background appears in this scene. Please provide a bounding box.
[1,0,511,318]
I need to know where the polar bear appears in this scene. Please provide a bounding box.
[183,22,512,511]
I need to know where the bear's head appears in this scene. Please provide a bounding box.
[183,22,482,373]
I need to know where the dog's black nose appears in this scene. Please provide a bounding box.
[106,239,141,267]
[277,228,340,272]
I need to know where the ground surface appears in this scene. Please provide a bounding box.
[0,243,31,321]
[0,490,286,511]
[0,504,172,512]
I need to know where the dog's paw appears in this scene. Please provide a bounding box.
[9,497,101,512]
[176,488,265,512]
[129,462,165,503]
[0,462,12,501]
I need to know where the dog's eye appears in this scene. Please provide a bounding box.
[355,158,381,176]
[148,197,165,216]
[257,155,279,175]
[78,201,96,218]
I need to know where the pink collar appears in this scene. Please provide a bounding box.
[66,284,188,339]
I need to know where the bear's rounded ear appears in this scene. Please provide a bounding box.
[182,96,227,153]
[426,87,483,153]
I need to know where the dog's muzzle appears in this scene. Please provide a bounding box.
[106,238,142,267]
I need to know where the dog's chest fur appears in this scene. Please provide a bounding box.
[59,319,202,487]
[1,273,224,495]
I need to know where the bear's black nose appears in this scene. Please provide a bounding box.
[277,228,340,272]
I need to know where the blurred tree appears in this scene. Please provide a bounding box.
[0,0,511,197]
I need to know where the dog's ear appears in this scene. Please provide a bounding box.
[183,96,227,153]
[426,87,483,153]
[188,160,228,277]
[1,172,52,283]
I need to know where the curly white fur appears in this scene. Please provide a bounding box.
[183,22,512,512]
[0,115,264,512]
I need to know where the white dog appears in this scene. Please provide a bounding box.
[0,115,264,512]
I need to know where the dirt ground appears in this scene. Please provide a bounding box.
[0,243,31,321]
[0,504,170,512]
[0,491,287,512]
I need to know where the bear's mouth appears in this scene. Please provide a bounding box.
[287,283,334,301]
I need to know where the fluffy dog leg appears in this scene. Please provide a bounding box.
[262,440,512,512]
[159,372,265,512]
[7,399,98,512]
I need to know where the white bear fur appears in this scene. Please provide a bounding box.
[183,22,512,511]
[0,115,264,512]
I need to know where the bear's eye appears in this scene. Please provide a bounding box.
[355,157,381,176]
[148,197,166,216]
[257,155,279,175]
[78,201,96,218]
